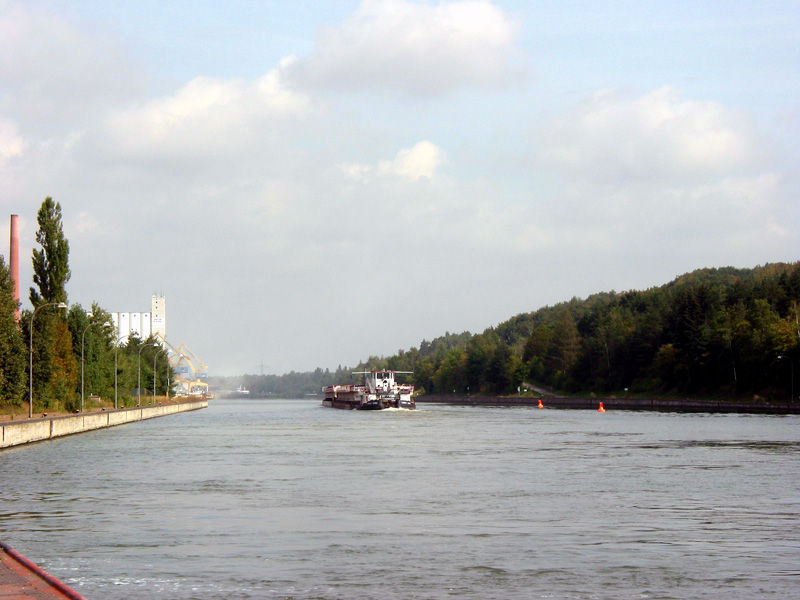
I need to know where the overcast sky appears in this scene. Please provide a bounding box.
[2,1,798,376]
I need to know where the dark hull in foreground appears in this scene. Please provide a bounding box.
[0,541,89,600]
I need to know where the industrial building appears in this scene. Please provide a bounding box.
[111,295,209,397]
[111,294,166,343]
[7,214,209,398]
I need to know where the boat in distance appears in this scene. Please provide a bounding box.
[322,370,415,410]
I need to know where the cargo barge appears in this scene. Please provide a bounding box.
[322,370,415,410]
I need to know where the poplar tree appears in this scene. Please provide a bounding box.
[28,197,76,410]
[30,197,71,306]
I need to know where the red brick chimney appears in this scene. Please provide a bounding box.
[10,214,20,321]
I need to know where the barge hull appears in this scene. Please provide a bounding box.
[0,541,89,600]
[322,370,415,410]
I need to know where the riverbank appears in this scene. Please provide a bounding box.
[417,395,800,414]
[1,399,208,449]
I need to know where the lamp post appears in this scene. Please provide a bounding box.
[29,301,68,418]
[137,342,158,406]
[778,355,794,403]
[80,320,99,413]
[113,335,126,410]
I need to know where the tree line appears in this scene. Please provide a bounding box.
[212,366,356,398]
[210,332,475,398]
[219,264,800,400]
[0,198,172,414]
[400,263,800,399]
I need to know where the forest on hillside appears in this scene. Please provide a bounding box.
[214,263,800,401]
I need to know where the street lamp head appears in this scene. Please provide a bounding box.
[57,302,67,308]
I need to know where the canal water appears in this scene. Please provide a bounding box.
[1,399,799,599]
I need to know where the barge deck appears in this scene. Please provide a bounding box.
[0,542,88,600]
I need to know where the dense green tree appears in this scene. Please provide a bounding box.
[0,199,181,412]
[67,303,117,405]
[27,197,75,411]
[410,263,799,398]
[507,353,528,393]
[121,336,171,402]
[464,332,499,392]
[486,344,513,392]
[412,358,436,394]
[433,348,467,393]
[30,197,70,306]
[387,348,417,372]
[49,319,78,411]
[523,324,553,383]
[0,256,26,407]
[546,308,581,389]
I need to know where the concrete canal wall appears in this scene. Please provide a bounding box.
[417,395,800,414]
[1,400,207,449]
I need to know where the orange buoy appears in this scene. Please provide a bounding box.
[598,402,606,413]
[538,398,544,409]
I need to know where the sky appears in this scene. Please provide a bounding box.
[1,0,799,376]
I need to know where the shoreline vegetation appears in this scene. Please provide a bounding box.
[214,262,800,404]
[5,199,797,413]
[416,394,800,414]
[1,198,174,419]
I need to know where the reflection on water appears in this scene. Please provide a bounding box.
[1,400,799,599]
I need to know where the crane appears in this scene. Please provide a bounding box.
[177,343,208,381]
[162,339,210,397]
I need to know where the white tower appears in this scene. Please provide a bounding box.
[152,294,166,341]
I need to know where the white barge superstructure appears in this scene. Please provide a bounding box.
[322,370,415,410]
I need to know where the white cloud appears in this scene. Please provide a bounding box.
[526,87,795,282]
[344,140,446,182]
[0,2,139,123]
[379,140,447,180]
[538,86,761,183]
[2,2,797,377]
[73,210,102,236]
[687,173,785,236]
[0,119,25,161]
[341,162,373,182]
[283,0,521,95]
[97,69,312,162]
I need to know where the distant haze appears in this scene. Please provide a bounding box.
[2,1,798,375]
